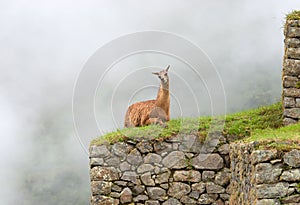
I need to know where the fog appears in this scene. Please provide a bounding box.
[0,1,299,204]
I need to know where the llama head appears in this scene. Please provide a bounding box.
[152,65,170,84]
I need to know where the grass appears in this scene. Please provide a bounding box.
[287,10,300,20]
[92,102,288,146]
[243,123,300,151]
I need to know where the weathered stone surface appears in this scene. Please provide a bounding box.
[218,144,230,155]
[106,157,120,167]
[120,188,132,203]
[286,26,300,38]
[283,59,300,76]
[133,194,148,202]
[180,195,196,204]
[283,76,299,88]
[162,151,187,169]
[178,134,202,153]
[112,142,131,158]
[286,20,300,27]
[90,157,104,166]
[90,145,110,158]
[255,163,282,184]
[220,194,230,201]
[215,168,230,186]
[160,183,169,189]
[284,149,300,167]
[90,167,119,181]
[144,153,162,164]
[212,199,225,205]
[155,168,171,184]
[120,161,131,171]
[189,191,200,199]
[286,37,300,48]
[256,182,289,199]
[283,117,298,125]
[173,170,201,182]
[132,185,145,195]
[284,88,300,98]
[168,182,191,199]
[147,187,167,200]
[202,170,215,181]
[192,182,206,194]
[198,194,218,204]
[162,198,181,205]
[137,164,154,174]
[281,169,300,181]
[127,148,143,165]
[251,149,277,164]
[121,171,139,184]
[154,142,173,154]
[281,194,300,203]
[206,182,225,194]
[137,141,153,153]
[141,172,155,186]
[284,97,296,107]
[296,98,300,107]
[91,195,119,205]
[145,200,160,205]
[192,154,224,170]
[284,108,300,118]
[256,199,280,205]
[91,181,112,195]
[287,47,300,60]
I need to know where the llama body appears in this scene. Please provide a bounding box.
[124,66,170,127]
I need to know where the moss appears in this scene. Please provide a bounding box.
[287,10,300,20]
[296,82,300,89]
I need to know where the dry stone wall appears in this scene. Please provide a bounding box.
[230,143,300,205]
[90,134,231,205]
[283,19,300,125]
[89,136,300,205]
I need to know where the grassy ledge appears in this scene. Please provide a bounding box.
[287,10,300,20]
[92,102,290,147]
[243,123,300,151]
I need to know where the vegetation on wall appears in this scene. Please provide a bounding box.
[287,10,300,20]
[92,103,300,150]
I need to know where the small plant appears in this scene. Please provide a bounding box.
[296,82,300,89]
[287,10,300,20]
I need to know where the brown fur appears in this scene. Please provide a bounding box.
[124,66,170,127]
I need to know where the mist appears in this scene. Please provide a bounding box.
[1,0,300,204]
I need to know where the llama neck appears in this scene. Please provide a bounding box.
[155,82,170,115]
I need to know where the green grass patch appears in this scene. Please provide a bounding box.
[91,102,285,145]
[287,10,300,20]
[243,123,300,151]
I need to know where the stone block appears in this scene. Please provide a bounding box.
[284,108,300,118]
[281,169,300,181]
[283,59,300,76]
[256,182,289,199]
[283,76,299,88]
[284,97,296,107]
[285,37,300,48]
[192,153,224,170]
[162,151,187,169]
[284,150,300,168]
[287,47,300,60]
[173,170,201,182]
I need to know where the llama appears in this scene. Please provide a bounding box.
[124,65,170,127]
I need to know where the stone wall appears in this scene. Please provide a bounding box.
[89,134,231,205]
[230,143,300,205]
[283,19,300,125]
[89,135,300,205]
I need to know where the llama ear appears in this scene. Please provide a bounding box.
[152,72,159,75]
[165,65,170,72]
